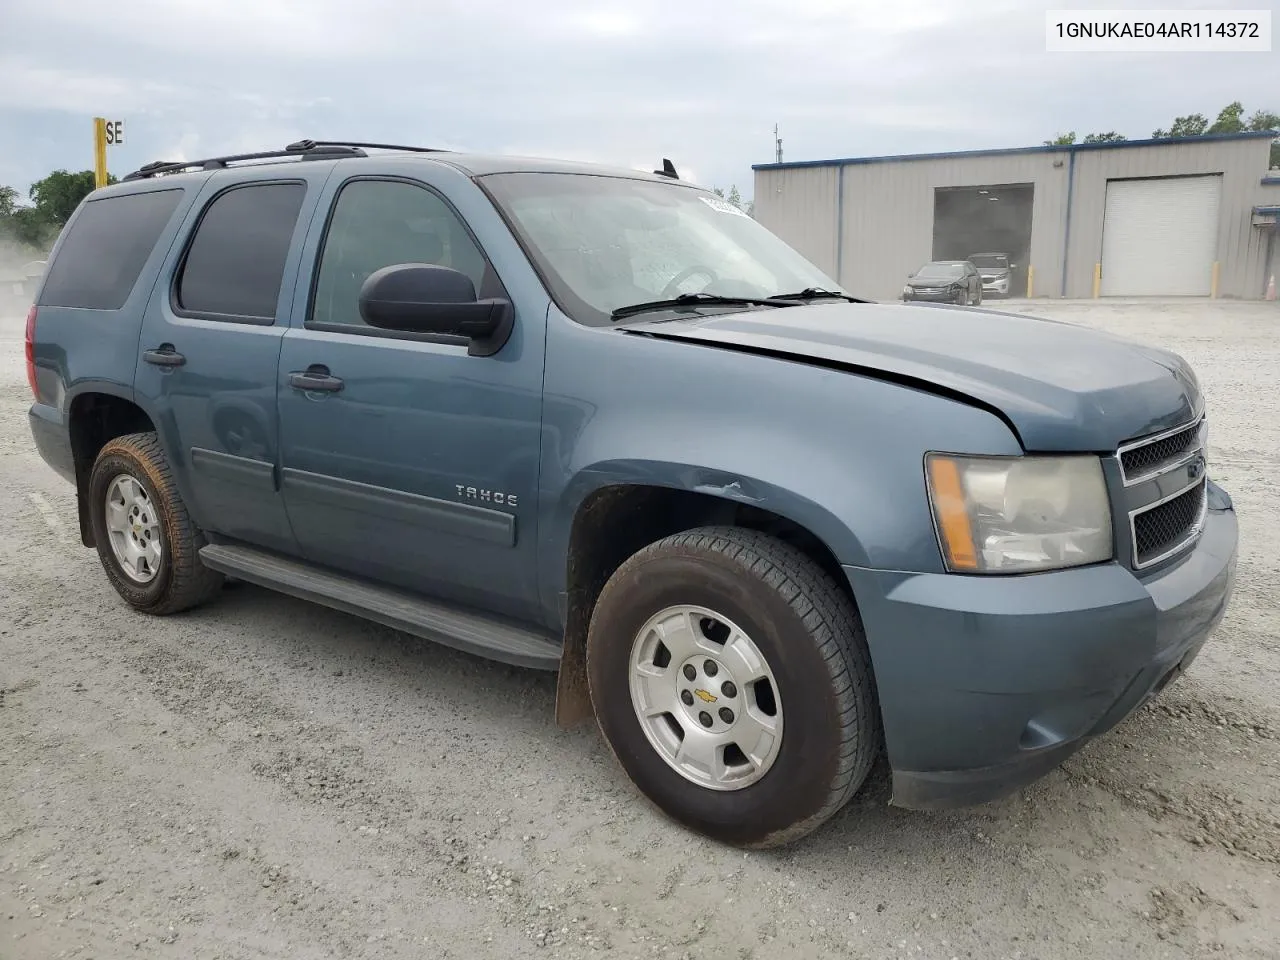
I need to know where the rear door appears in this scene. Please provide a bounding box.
[133,164,334,554]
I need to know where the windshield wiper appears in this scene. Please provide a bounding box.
[609,292,799,322]
[771,287,867,303]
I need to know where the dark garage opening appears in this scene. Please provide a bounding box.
[932,183,1035,296]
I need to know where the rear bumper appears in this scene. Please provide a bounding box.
[844,483,1237,810]
[28,402,76,485]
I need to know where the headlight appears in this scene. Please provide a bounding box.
[925,453,1113,573]
[902,285,911,295]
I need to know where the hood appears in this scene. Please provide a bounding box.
[623,301,1201,452]
[907,276,962,287]
[977,268,1009,278]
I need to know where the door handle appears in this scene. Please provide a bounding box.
[289,365,345,393]
[143,345,186,367]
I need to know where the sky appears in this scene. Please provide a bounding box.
[0,0,1276,200]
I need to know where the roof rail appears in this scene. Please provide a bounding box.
[284,139,448,154]
[122,139,449,181]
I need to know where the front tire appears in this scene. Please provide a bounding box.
[88,431,224,615]
[585,526,880,848]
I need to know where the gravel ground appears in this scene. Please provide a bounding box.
[1,299,1277,960]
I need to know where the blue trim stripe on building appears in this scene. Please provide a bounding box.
[751,130,1279,172]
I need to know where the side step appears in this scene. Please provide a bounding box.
[198,543,563,671]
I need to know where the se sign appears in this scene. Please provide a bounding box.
[105,120,124,145]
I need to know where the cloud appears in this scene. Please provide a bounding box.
[0,0,1274,196]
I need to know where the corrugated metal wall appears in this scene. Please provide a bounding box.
[1067,137,1274,299]
[752,166,841,279]
[754,135,1277,301]
[835,154,1069,301]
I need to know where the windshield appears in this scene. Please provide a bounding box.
[480,172,846,324]
[968,255,1008,269]
[915,263,965,279]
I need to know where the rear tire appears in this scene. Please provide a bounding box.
[88,431,224,615]
[585,526,880,847]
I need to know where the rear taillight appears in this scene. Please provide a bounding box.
[25,305,38,400]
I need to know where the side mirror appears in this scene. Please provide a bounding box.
[358,263,514,357]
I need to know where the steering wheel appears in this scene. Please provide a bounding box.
[661,266,719,299]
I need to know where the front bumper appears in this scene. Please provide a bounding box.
[844,482,1237,810]
[902,289,960,302]
[980,275,1010,294]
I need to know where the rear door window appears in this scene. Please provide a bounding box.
[39,188,184,310]
[175,181,306,321]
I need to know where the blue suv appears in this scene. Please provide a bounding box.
[24,140,1237,847]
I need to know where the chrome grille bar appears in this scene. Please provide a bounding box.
[1115,414,1208,569]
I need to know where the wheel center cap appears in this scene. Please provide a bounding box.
[675,655,741,732]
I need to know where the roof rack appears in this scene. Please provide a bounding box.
[122,138,449,181]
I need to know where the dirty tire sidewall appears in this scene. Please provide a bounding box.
[88,432,222,615]
[586,530,877,847]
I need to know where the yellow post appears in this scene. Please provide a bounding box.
[93,117,108,189]
[1092,262,1102,298]
[1210,261,1220,299]
[1025,265,1034,299]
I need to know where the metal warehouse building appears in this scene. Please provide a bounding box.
[753,131,1280,302]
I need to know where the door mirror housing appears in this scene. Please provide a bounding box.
[357,263,514,357]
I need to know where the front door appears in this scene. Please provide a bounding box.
[134,167,329,554]
[276,174,545,621]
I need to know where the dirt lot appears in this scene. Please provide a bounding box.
[2,299,1277,960]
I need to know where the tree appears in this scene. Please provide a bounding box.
[1044,131,1128,146]
[1153,114,1208,138]
[5,208,54,248]
[28,169,115,226]
[1207,101,1246,134]
[0,184,52,250]
[1247,109,1280,168]
[1247,108,1280,133]
[712,184,753,215]
[1153,101,1280,167]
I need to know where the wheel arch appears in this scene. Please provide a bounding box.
[66,387,160,547]
[551,470,864,730]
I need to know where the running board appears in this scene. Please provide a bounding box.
[198,543,563,671]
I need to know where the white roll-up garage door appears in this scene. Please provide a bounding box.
[1099,175,1222,297]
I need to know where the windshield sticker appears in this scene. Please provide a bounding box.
[699,195,750,218]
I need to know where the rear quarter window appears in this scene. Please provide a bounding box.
[38,188,184,310]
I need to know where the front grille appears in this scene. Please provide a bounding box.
[1117,413,1208,568]
[1132,479,1206,567]
[1120,421,1201,482]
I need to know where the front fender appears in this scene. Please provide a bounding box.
[536,309,1024,611]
